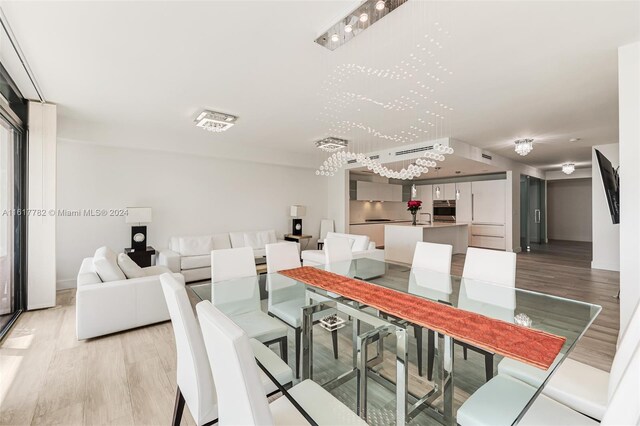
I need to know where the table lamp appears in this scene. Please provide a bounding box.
[126,207,152,250]
[290,205,306,236]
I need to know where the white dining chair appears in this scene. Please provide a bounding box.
[456,340,640,426]
[498,300,640,421]
[210,247,289,362]
[453,247,517,381]
[196,300,368,426]
[266,242,338,377]
[159,273,293,426]
[317,219,335,249]
[410,242,453,377]
[211,246,256,283]
[324,237,353,263]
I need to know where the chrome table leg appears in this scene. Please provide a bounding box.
[396,326,409,425]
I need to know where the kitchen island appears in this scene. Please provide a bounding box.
[384,222,469,264]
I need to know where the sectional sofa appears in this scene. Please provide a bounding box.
[158,229,285,282]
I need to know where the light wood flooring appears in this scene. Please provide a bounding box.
[0,240,619,425]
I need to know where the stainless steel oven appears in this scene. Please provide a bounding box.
[433,200,456,222]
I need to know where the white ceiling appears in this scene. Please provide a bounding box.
[2,1,638,171]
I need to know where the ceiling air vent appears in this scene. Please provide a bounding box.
[395,145,433,156]
[481,153,492,160]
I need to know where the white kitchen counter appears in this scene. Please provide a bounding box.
[384,222,469,264]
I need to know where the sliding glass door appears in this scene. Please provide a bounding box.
[0,114,25,335]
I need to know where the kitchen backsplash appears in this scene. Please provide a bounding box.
[349,200,413,224]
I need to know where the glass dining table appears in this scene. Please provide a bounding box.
[189,258,601,426]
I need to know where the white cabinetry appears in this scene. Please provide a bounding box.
[470,179,506,250]
[356,181,402,202]
[433,182,456,200]
[455,182,472,223]
[415,184,433,216]
[471,180,506,224]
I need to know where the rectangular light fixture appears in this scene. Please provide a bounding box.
[194,110,238,132]
[315,0,408,51]
[315,137,349,152]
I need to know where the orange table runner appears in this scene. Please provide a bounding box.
[279,266,565,370]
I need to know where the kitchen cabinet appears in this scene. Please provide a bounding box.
[433,182,456,200]
[356,181,402,202]
[356,181,377,201]
[470,224,505,250]
[471,179,506,224]
[455,182,472,223]
[415,184,433,220]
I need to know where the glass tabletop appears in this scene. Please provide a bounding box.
[189,258,601,425]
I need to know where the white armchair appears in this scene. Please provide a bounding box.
[76,246,183,340]
[301,232,384,266]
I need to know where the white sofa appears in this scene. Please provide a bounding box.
[301,232,384,266]
[76,246,184,340]
[158,230,285,282]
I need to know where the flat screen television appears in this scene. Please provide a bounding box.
[595,149,620,224]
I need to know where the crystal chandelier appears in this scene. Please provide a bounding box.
[315,143,454,180]
[315,137,349,152]
[514,138,534,156]
[562,163,575,175]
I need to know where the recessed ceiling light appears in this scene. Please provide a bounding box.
[569,138,581,142]
[375,0,386,11]
[359,13,369,22]
[331,34,339,42]
[344,24,353,33]
[194,110,237,132]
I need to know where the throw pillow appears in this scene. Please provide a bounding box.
[93,246,126,282]
[117,253,145,279]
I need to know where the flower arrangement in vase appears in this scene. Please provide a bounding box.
[407,200,422,226]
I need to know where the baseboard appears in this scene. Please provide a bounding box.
[56,279,76,290]
[513,247,522,253]
[591,260,620,272]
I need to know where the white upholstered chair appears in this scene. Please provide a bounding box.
[317,219,335,249]
[498,301,640,421]
[265,242,338,377]
[453,247,517,381]
[410,242,453,378]
[196,300,367,426]
[457,326,640,426]
[211,246,256,283]
[159,273,293,426]
[210,247,289,362]
[324,237,354,263]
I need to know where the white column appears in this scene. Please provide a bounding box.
[591,143,619,272]
[327,169,348,233]
[27,101,57,309]
[618,42,640,336]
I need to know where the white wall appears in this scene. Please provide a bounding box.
[27,102,57,309]
[56,140,328,288]
[547,178,592,242]
[618,42,640,336]
[349,200,411,224]
[591,143,619,271]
